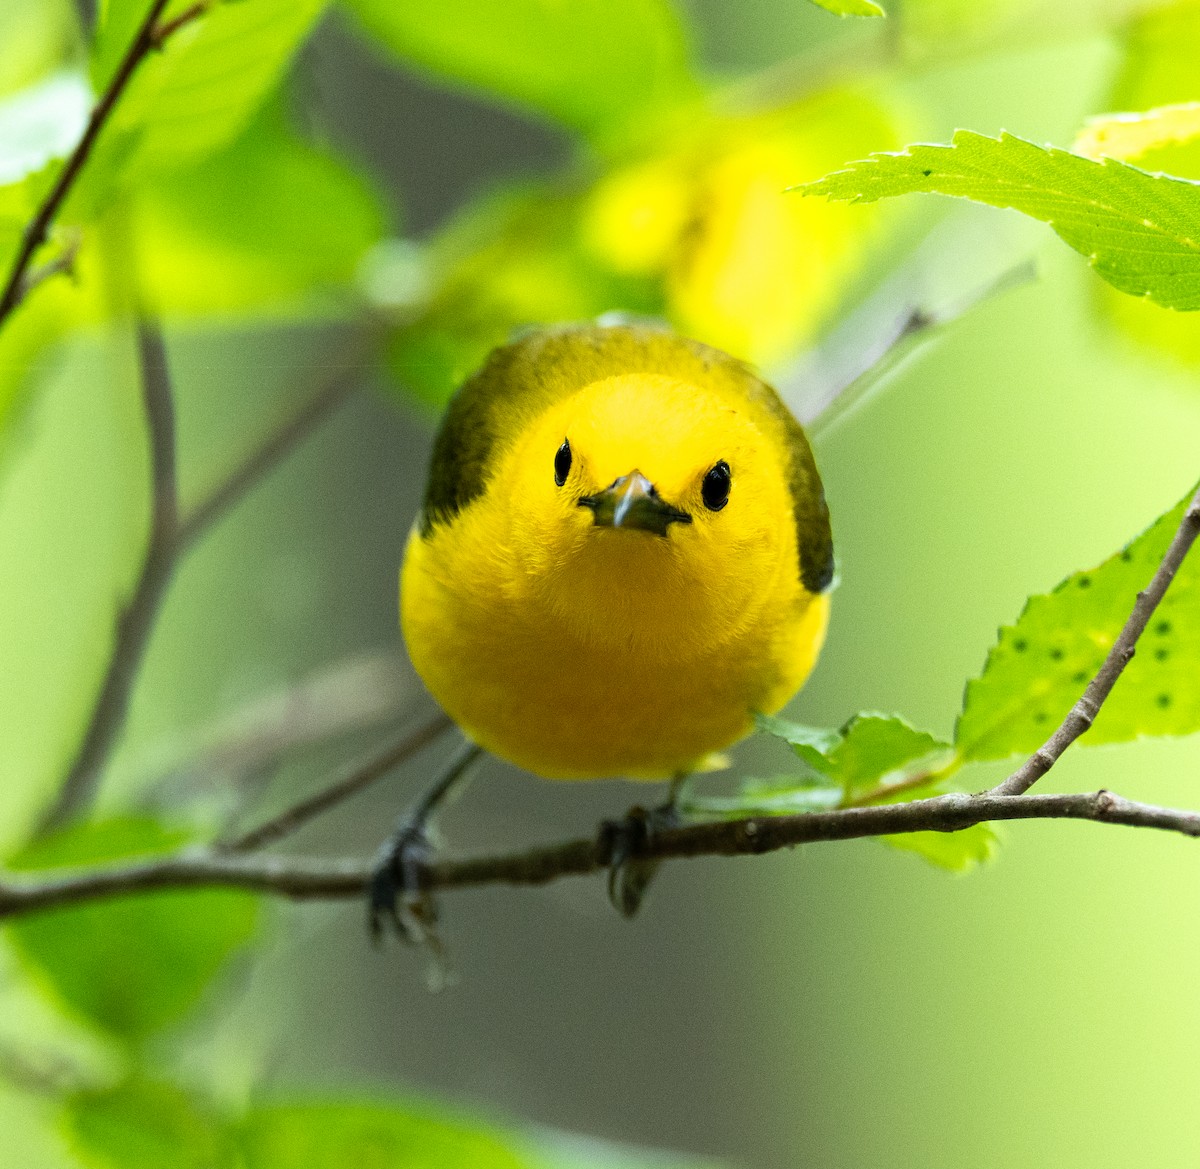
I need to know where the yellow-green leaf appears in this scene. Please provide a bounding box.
[956,483,1200,761]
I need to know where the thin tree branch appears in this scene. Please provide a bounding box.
[175,342,368,551]
[989,483,1200,798]
[0,0,210,329]
[39,320,179,832]
[220,712,454,853]
[38,331,368,834]
[5,787,1200,919]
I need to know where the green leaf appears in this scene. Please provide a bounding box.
[64,1079,232,1169]
[133,103,386,315]
[339,0,698,144]
[238,1100,531,1169]
[799,129,1200,310]
[1091,4,1200,363]
[880,823,1000,871]
[0,0,80,98]
[757,712,952,800]
[85,0,329,195]
[752,715,994,870]
[6,819,259,1039]
[957,483,1200,762]
[807,0,885,16]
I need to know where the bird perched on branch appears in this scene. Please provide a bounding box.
[373,321,833,936]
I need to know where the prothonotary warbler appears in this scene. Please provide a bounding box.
[372,321,833,937]
[402,321,833,777]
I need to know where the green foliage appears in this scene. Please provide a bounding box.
[725,715,997,871]
[339,0,698,145]
[389,88,898,405]
[85,0,331,197]
[800,130,1200,310]
[132,103,386,315]
[7,819,259,1040]
[64,1079,233,1169]
[757,711,953,798]
[808,0,885,16]
[238,1100,530,1169]
[957,483,1200,761]
[1093,1,1200,362]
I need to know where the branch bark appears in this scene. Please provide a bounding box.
[989,483,1200,797]
[5,787,1200,919]
[0,0,211,330]
[39,320,179,832]
[38,329,368,833]
[220,712,454,853]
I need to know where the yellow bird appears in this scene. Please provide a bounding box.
[400,322,834,782]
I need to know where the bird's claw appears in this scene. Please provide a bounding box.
[368,820,438,947]
[602,801,681,918]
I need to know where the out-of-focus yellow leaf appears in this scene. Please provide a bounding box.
[1074,102,1200,160]
[654,92,896,367]
[388,88,898,407]
[809,0,886,16]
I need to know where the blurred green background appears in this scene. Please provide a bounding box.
[3,0,1200,1166]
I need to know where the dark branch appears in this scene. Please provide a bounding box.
[0,0,210,329]
[990,483,1200,797]
[176,343,367,550]
[38,320,180,833]
[38,330,368,833]
[221,712,454,853]
[5,788,1200,919]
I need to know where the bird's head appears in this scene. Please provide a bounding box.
[498,372,801,656]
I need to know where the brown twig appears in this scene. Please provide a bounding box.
[989,483,1200,797]
[0,0,210,329]
[39,320,179,832]
[5,787,1200,920]
[38,329,368,833]
[220,712,454,853]
[175,343,368,551]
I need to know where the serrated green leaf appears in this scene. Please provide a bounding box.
[339,0,698,145]
[64,1079,233,1169]
[800,129,1200,310]
[808,0,885,16]
[6,819,259,1039]
[881,823,1000,871]
[757,712,952,799]
[1093,4,1200,363]
[85,0,329,196]
[238,1100,531,1169]
[957,483,1200,762]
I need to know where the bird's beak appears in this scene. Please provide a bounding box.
[578,470,692,536]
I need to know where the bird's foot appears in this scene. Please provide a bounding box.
[602,798,683,918]
[368,819,453,988]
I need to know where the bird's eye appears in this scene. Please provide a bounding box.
[554,439,572,487]
[701,460,731,511]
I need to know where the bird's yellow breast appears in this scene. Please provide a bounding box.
[401,325,833,780]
